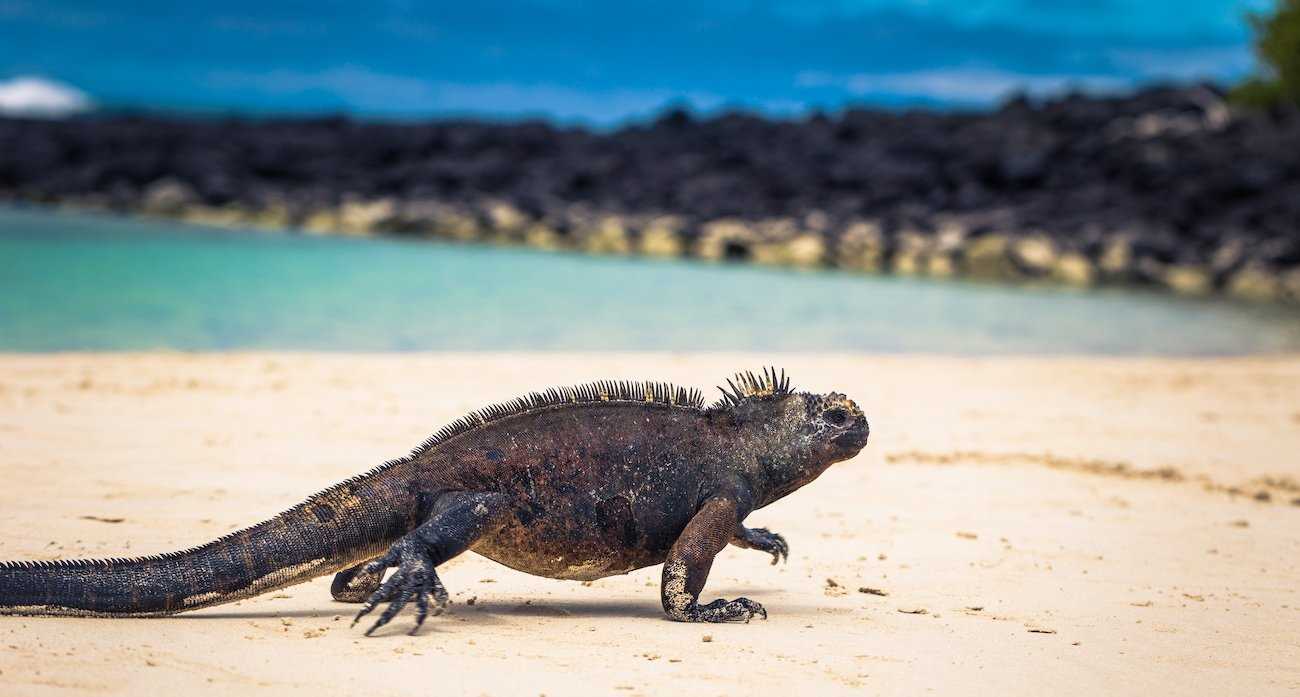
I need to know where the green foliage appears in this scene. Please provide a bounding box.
[1231,0,1300,108]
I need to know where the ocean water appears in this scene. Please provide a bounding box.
[1,207,1297,355]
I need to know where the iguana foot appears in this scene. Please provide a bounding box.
[351,491,507,636]
[330,559,385,603]
[674,597,767,623]
[734,527,788,565]
[350,537,450,636]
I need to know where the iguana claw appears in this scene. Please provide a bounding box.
[733,526,789,565]
[753,528,789,565]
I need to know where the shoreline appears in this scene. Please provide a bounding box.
[4,84,1299,306]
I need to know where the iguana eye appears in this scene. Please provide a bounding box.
[823,407,849,426]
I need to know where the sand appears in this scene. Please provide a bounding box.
[1,353,1298,696]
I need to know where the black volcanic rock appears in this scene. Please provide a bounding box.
[0,84,1298,300]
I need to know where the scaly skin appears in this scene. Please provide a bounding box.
[0,368,869,635]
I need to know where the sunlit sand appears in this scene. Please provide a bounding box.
[1,353,1297,695]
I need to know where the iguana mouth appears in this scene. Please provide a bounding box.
[830,418,870,450]
[831,432,866,447]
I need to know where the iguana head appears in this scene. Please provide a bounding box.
[711,368,869,505]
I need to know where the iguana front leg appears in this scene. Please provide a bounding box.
[731,525,789,565]
[661,495,767,623]
[351,490,508,636]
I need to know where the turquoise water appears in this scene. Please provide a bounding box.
[1,207,1297,354]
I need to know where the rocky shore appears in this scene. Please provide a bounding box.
[2,85,1298,304]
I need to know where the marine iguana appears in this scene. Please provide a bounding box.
[0,368,869,635]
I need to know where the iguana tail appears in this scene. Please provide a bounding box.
[0,469,416,617]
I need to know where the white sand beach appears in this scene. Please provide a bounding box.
[1,353,1298,696]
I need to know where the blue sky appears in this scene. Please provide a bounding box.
[0,0,1275,123]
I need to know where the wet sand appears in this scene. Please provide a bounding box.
[1,353,1298,696]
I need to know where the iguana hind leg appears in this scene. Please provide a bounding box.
[352,491,508,636]
[331,558,384,602]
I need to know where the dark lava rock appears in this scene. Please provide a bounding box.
[0,83,1297,292]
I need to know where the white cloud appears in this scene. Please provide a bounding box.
[0,76,93,117]
[798,67,1127,103]
[1107,45,1254,81]
[207,66,733,123]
